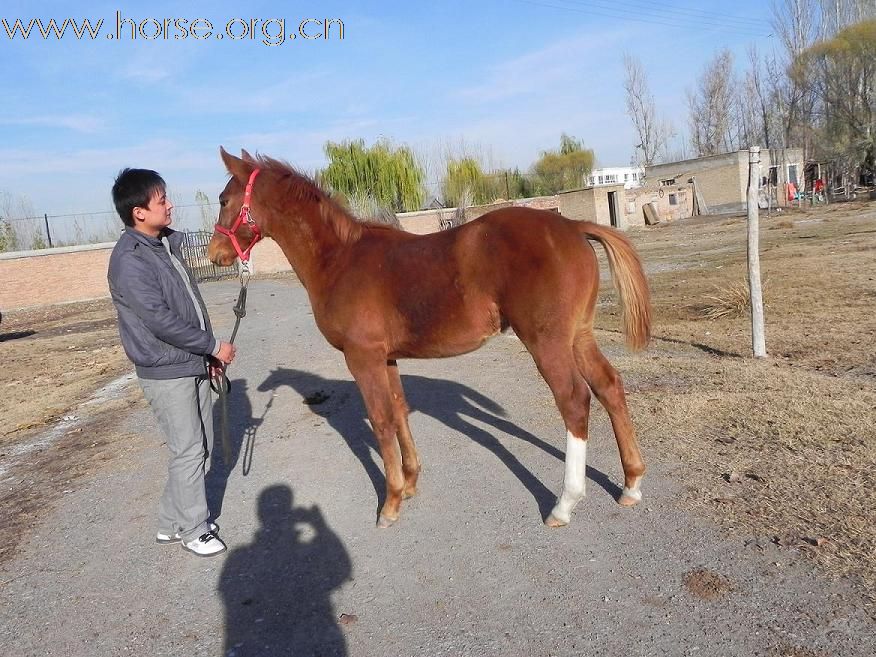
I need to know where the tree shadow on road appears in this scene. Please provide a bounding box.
[219,484,351,657]
[257,368,621,521]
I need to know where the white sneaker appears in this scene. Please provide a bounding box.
[181,530,227,557]
[156,522,219,545]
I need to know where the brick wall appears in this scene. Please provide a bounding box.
[398,209,453,234]
[625,185,694,224]
[0,244,115,310]
[647,151,747,212]
[558,189,597,222]
[0,237,293,311]
[248,239,292,274]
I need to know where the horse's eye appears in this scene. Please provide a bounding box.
[219,199,228,208]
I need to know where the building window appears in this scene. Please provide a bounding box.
[598,175,604,184]
[669,193,678,205]
[624,173,629,181]
[787,164,799,186]
[588,177,595,185]
[659,178,676,186]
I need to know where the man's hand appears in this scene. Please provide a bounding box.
[215,341,236,365]
[207,357,225,380]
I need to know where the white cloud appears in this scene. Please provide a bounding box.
[0,114,106,133]
[455,27,635,105]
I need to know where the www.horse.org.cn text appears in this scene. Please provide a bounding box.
[1,13,345,46]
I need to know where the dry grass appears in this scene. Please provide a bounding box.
[698,281,751,320]
[0,299,129,443]
[770,220,795,229]
[599,200,876,608]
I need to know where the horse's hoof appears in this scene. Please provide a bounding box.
[377,514,398,529]
[618,490,642,507]
[544,513,568,528]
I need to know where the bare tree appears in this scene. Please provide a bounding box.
[744,46,774,148]
[769,0,820,154]
[819,0,876,34]
[687,49,736,156]
[623,54,673,165]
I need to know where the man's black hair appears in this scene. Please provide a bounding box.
[111,168,166,227]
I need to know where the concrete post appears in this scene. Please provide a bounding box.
[747,147,766,358]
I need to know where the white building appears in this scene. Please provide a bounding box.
[587,166,644,189]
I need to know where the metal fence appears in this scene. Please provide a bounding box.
[182,230,237,282]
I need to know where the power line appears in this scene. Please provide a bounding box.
[517,0,769,35]
[513,0,772,38]
[557,0,768,30]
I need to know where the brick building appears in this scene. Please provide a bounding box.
[645,148,804,213]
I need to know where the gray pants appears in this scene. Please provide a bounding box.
[139,376,214,541]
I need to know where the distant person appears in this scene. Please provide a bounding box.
[108,168,235,557]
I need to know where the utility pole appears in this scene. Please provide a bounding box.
[747,147,766,357]
[44,214,53,248]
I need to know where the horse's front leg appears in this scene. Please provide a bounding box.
[345,349,405,528]
[387,359,421,499]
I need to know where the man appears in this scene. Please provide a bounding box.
[108,168,234,557]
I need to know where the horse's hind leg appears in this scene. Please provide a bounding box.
[574,332,645,506]
[523,338,592,527]
[344,349,405,528]
[387,360,421,498]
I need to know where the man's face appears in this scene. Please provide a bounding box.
[133,188,173,236]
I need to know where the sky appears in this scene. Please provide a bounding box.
[0,0,778,238]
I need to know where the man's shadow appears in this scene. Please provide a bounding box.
[219,485,351,657]
[207,378,273,519]
[257,368,621,520]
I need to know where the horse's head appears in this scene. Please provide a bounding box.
[208,147,265,267]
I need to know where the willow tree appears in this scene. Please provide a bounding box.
[531,134,595,194]
[442,157,499,206]
[317,139,426,213]
[794,18,876,182]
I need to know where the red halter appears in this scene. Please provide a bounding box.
[215,168,262,263]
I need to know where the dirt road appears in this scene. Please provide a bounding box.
[1,273,873,656]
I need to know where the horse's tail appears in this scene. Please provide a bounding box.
[576,222,651,351]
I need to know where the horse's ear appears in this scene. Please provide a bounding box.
[241,148,256,163]
[219,146,253,182]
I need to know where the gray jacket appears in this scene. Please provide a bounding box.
[108,227,217,379]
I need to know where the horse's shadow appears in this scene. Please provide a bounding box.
[257,368,621,520]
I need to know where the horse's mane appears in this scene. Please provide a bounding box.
[245,153,366,244]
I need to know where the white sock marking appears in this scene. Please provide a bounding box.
[622,475,643,502]
[550,431,587,524]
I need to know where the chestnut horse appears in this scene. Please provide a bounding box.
[208,148,651,529]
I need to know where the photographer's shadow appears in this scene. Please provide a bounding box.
[257,368,621,520]
[219,485,351,657]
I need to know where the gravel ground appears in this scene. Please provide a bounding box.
[1,278,873,657]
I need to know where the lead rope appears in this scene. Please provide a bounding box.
[211,266,251,469]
